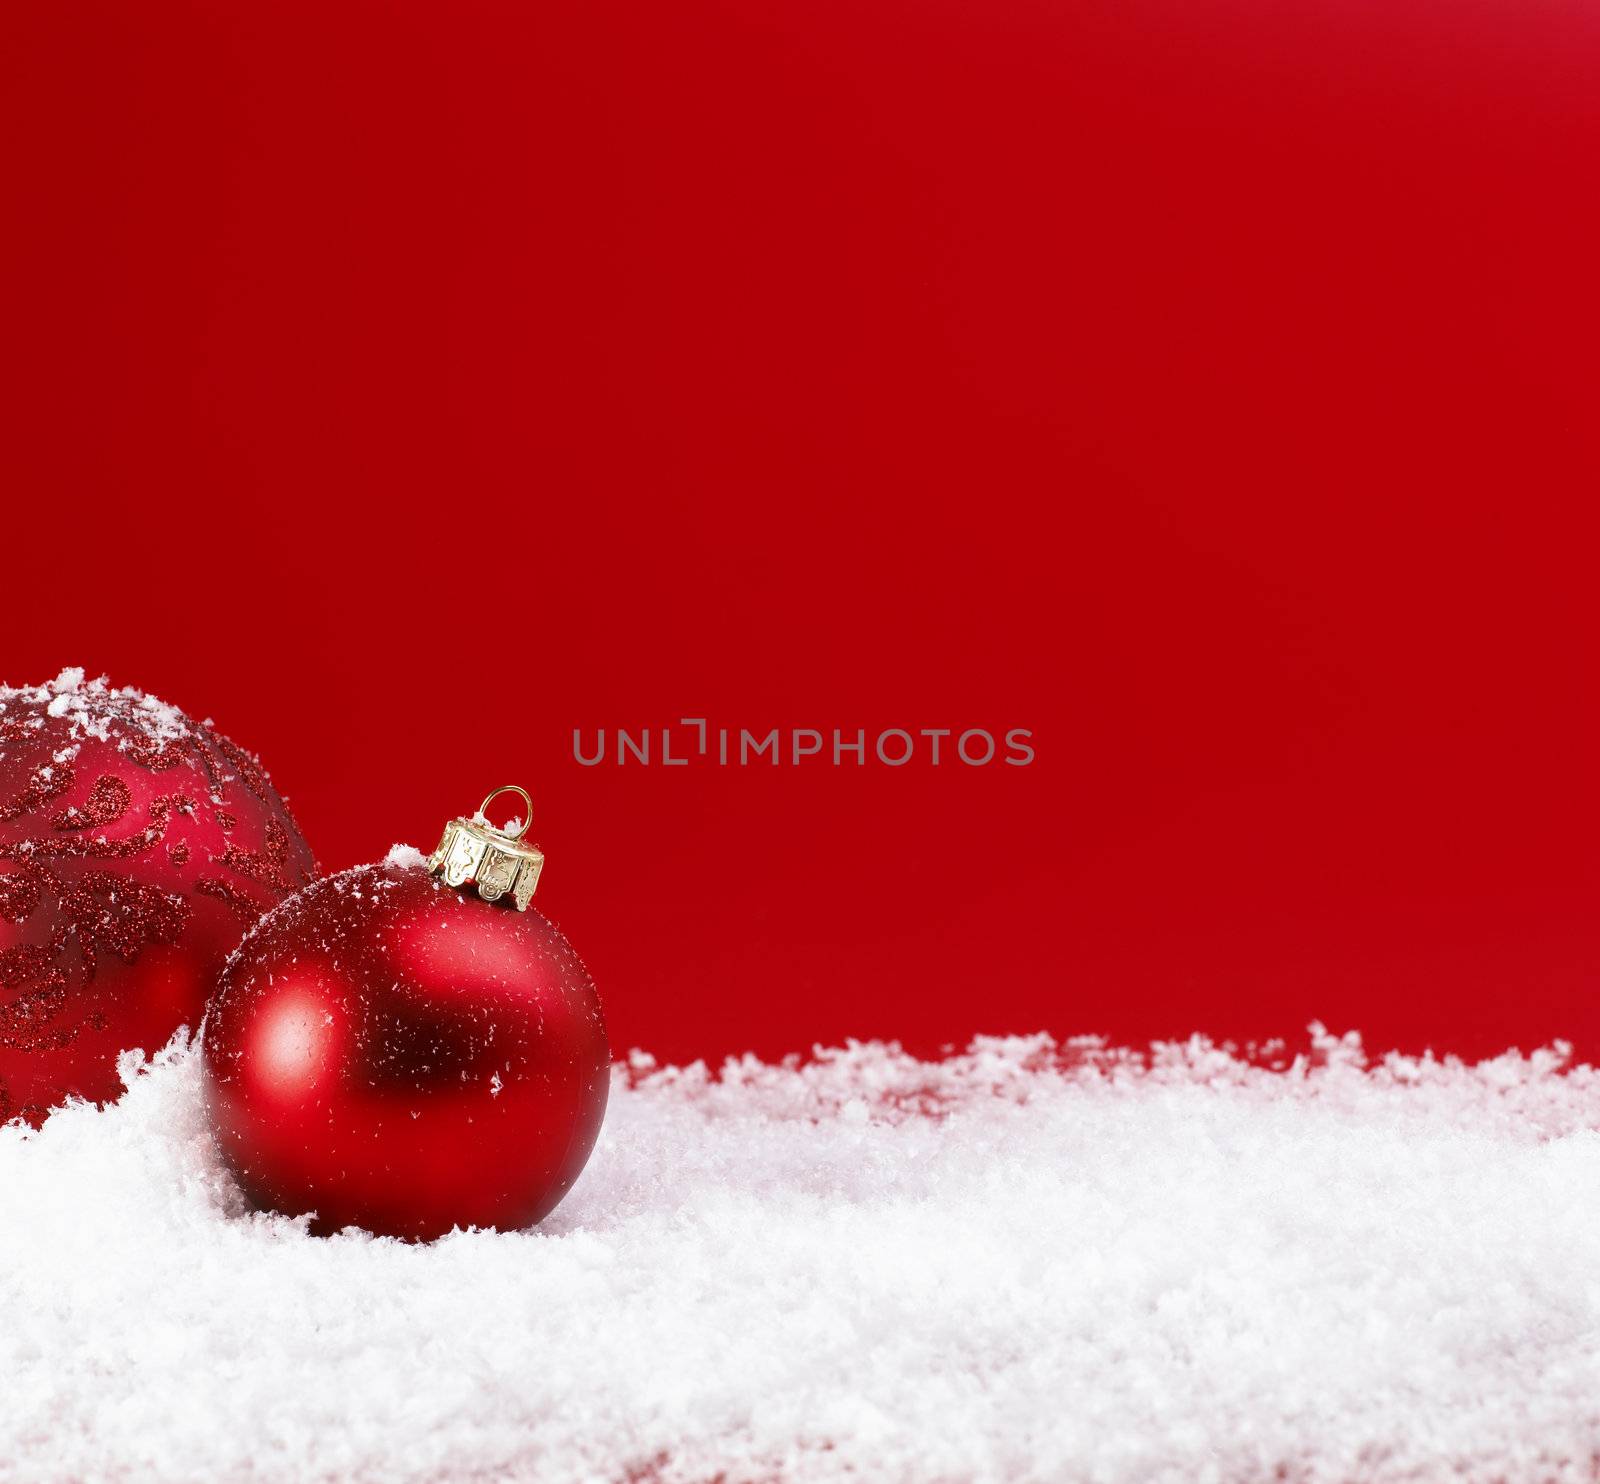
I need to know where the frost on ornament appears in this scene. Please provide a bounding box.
[6,1026,1600,1483]
[0,668,315,1125]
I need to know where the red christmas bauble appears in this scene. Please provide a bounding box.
[202,856,610,1240]
[0,669,316,1126]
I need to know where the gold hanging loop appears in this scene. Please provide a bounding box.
[476,784,534,840]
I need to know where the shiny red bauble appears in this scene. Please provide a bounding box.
[202,860,610,1240]
[0,669,316,1126]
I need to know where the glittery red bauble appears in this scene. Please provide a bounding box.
[0,669,316,1126]
[202,860,610,1240]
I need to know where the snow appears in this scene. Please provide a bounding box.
[384,842,430,870]
[0,666,192,747]
[6,1027,1600,1482]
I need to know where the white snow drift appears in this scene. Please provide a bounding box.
[5,1028,1600,1482]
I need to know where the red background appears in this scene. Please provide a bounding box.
[5,0,1598,1066]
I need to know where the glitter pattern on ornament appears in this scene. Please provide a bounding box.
[0,668,315,1125]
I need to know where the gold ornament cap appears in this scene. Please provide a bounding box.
[426,785,545,911]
